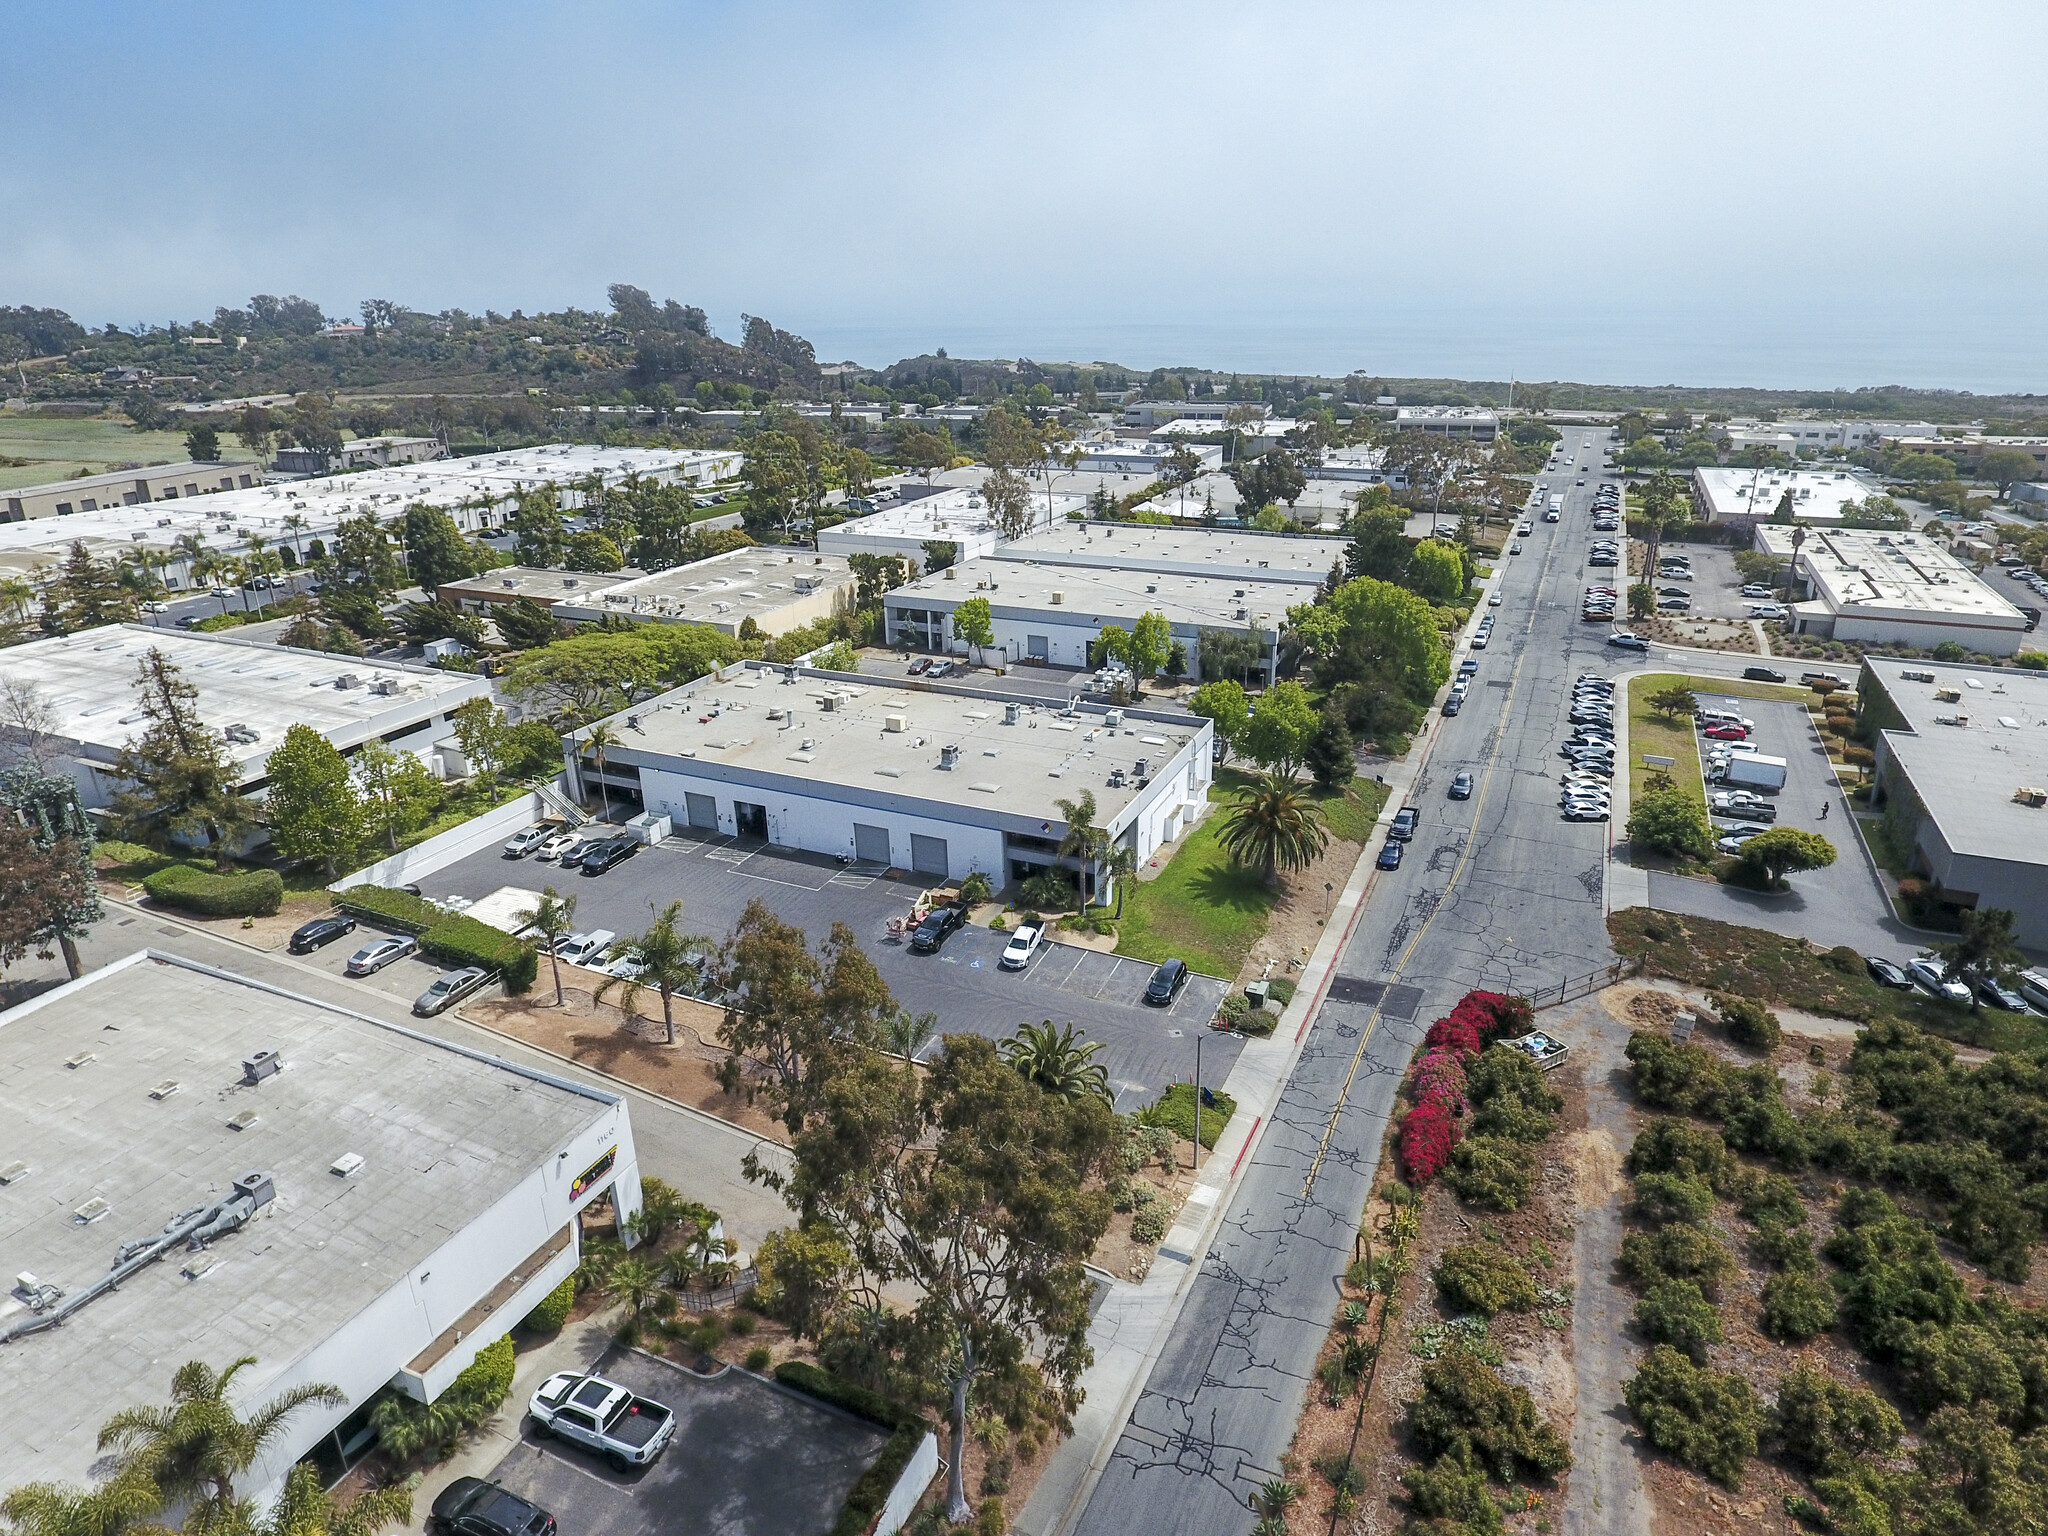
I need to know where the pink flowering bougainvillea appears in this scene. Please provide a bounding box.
[1398,1097,1460,1183]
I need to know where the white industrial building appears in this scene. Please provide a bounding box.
[1391,406,1498,440]
[1000,522,1350,586]
[817,483,1089,565]
[883,557,1316,683]
[1119,401,1267,429]
[3,461,263,523]
[1692,465,1884,527]
[569,663,1213,894]
[1753,525,2031,657]
[1859,659,2048,950]
[0,625,494,809]
[0,951,641,1499]
[1069,438,1223,477]
[1149,415,1302,453]
[0,444,739,587]
[553,548,857,636]
[437,564,641,613]
[1311,444,1411,490]
[1715,418,1946,457]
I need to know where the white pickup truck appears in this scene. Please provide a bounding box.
[529,1372,676,1469]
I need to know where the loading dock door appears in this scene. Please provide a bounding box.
[852,823,891,865]
[909,834,949,877]
[684,792,719,831]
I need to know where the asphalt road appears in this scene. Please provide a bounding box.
[1076,430,1638,1534]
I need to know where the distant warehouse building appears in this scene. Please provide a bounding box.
[1858,659,2048,948]
[1691,466,1880,527]
[0,950,642,1500]
[437,564,640,614]
[999,522,1351,586]
[3,460,261,522]
[1753,525,2031,657]
[1391,406,1497,441]
[883,557,1319,683]
[567,663,1213,894]
[551,548,857,636]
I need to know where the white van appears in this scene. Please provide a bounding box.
[2020,970,2048,1014]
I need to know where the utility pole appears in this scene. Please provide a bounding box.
[1192,1034,1203,1173]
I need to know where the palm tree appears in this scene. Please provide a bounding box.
[1937,906,2025,1012]
[1101,841,1139,918]
[97,1357,345,1523]
[1000,1019,1111,1104]
[1053,790,1107,919]
[582,720,621,822]
[0,1466,162,1536]
[600,1255,667,1323]
[279,513,309,569]
[515,885,578,1007]
[240,1464,411,1536]
[881,1007,937,1062]
[1218,772,1329,884]
[171,531,206,592]
[595,899,710,1044]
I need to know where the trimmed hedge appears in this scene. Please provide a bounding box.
[143,863,283,917]
[773,1363,931,1536]
[338,884,537,994]
[521,1275,575,1333]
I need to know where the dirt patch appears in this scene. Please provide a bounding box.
[1236,836,1366,994]
[1622,987,1682,1029]
[1089,1144,1203,1282]
[465,988,788,1141]
[111,892,310,951]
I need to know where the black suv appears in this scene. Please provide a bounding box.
[1144,957,1189,1006]
[428,1480,555,1536]
[909,904,966,953]
[580,836,639,875]
[288,915,356,954]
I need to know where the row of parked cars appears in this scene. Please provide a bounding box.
[285,917,497,1017]
[1865,953,2048,1015]
[1557,674,1616,821]
[503,820,641,876]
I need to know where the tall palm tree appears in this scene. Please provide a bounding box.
[238,1463,411,1536]
[0,1465,162,1536]
[172,532,207,593]
[515,885,578,1006]
[1937,906,2025,1012]
[279,513,309,570]
[96,1357,345,1523]
[595,899,710,1044]
[1218,772,1329,884]
[600,1255,666,1323]
[582,720,621,822]
[881,1007,937,1062]
[1102,841,1139,918]
[1000,1019,1111,1104]
[1053,789,1107,919]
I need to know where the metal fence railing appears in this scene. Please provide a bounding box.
[1531,957,1643,1010]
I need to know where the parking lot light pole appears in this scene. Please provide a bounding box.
[1193,1034,1202,1172]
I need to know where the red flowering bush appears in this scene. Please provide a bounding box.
[1410,1049,1468,1113]
[1399,1098,1460,1183]
[1423,1012,1484,1057]
[1466,991,1533,1043]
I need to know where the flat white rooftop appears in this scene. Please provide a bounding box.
[561,547,854,626]
[0,952,610,1490]
[613,667,1205,825]
[1868,659,2048,864]
[1695,466,1878,524]
[1756,526,2027,628]
[999,522,1350,584]
[1,624,488,773]
[890,556,1318,629]
[437,565,641,605]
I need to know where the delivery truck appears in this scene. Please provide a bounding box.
[1723,752,1787,791]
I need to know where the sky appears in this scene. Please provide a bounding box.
[6,2,2048,392]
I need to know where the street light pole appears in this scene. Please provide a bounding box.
[1193,1033,1202,1173]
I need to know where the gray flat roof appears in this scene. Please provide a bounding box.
[890,557,1318,630]
[606,667,1206,827]
[1869,660,2048,864]
[1757,526,2025,626]
[558,548,855,626]
[437,565,640,604]
[0,953,610,1489]
[999,522,1349,584]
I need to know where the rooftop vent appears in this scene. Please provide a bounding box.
[226,1110,259,1132]
[1050,591,1064,605]
[885,713,907,733]
[73,1197,111,1224]
[149,1080,180,1100]
[939,744,961,770]
[330,1152,366,1179]
[241,1049,281,1085]
[0,1161,29,1185]
[64,1051,95,1070]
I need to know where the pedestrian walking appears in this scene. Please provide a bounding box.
[1820,801,1830,820]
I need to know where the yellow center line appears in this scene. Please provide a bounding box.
[1298,512,1568,1199]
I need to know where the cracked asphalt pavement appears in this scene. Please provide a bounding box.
[1076,429,1639,1535]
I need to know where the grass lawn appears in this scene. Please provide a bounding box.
[0,414,201,490]
[1609,908,2047,1053]
[1626,672,1813,805]
[1115,769,1388,982]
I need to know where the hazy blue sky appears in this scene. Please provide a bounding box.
[7,2,2046,390]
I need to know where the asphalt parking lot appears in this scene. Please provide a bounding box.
[1648,544,1751,619]
[355,832,1239,1112]
[481,1346,890,1536]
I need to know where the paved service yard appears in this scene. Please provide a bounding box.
[378,832,1240,1112]
[483,1346,890,1536]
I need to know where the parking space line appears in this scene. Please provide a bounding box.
[1057,951,1089,990]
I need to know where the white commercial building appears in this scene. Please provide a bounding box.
[0,625,494,809]
[1392,406,1498,441]
[999,522,1350,586]
[1716,418,1946,457]
[1754,525,2031,657]
[1149,416,1302,453]
[884,556,1316,683]
[1692,465,1882,527]
[1311,444,1411,490]
[0,444,739,587]
[3,461,262,523]
[1069,438,1223,477]
[0,951,641,1500]
[1860,659,2048,950]
[570,663,1213,894]
[554,548,857,636]
[1119,401,1267,430]
[817,483,1085,566]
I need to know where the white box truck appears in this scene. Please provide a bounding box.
[1723,753,1787,791]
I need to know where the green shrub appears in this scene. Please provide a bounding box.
[1623,1345,1762,1488]
[1445,1135,1536,1211]
[1890,1321,2025,1419]
[1632,1171,1716,1226]
[1433,1244,1538,1315]
[521,1275,575,1332]
[452,1335,515,1408]
[422,912,538,994]
[1635,1279,1723,1363]
[503,721,567,779]
[744,1346,772,1372]
[1738,1172,1806,1227]
[142,863,283,917]
[337,883,438,930]
[1750,1219,1818,1272]
[1407,1346,1571,1481]
[1619,1222,1736,1298]
[1772,1365,1902,1475]
[1399,1450,1502,1532]
[1625,1031,1734,1116]
[1139,1081,1234,1148]
[1265,977,1296,1007]
[1130,1203,1169,1245]
[1758,1272,1837,1343]
[773,1360,923,1430]
[369,1334,516,1462]
[1465,1044,1562,1142]
[1626,1117,1739,1191]
[1713,993,1784,1052]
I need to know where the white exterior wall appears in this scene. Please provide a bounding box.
[1120,741,1214,861]
[1827,612,2025,658]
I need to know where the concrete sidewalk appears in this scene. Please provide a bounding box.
[1014,565,1504,1536]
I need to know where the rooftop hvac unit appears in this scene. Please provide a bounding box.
[1051,591,1064,604]
[944,566,956,580]
[1004,702,1020,724]
[1133,758,1150,778]
[821,693,839,711]
[1105,709,1124,728]
[241,1049,281,1085]
[885,713,907,733]
[939,744,961,770]
[335,673,361,689]
[502,577,517,588]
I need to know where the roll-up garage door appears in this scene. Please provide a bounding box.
[684,792,719,831]
[909,834,949,877]
[852,823,891,865]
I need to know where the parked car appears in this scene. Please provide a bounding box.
[1906,957,1973,1005]
[1389,806,1420,840]
[535,829,584,861]
[414,966,491,1017]
[551,929,617,966]
[925,659,954,679]
[1975,974,2032,1012]
[1740,584,1776,598]
[1143,957,1190,1005]
[1448,771,1474,800]
[1607,632,1650,650]
[580,837,639,875]
[345,934,419,976]
[529,1372,676,1471]
[906,656,933,675]
[1742,666,1787,682]
[1376,838,1403,870]
[502,823,559,858]
[1442,693,1463,716]
[999,923,1044,970]
[1704,723,1750,741]
[427,1479,555,1536]
[2018,970,2048,1013]
[288,915,357,954]
[1747,603,1788,620]
[909,903,966,953]
[1488,592,1503,606]
[1864,955,1912,990]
